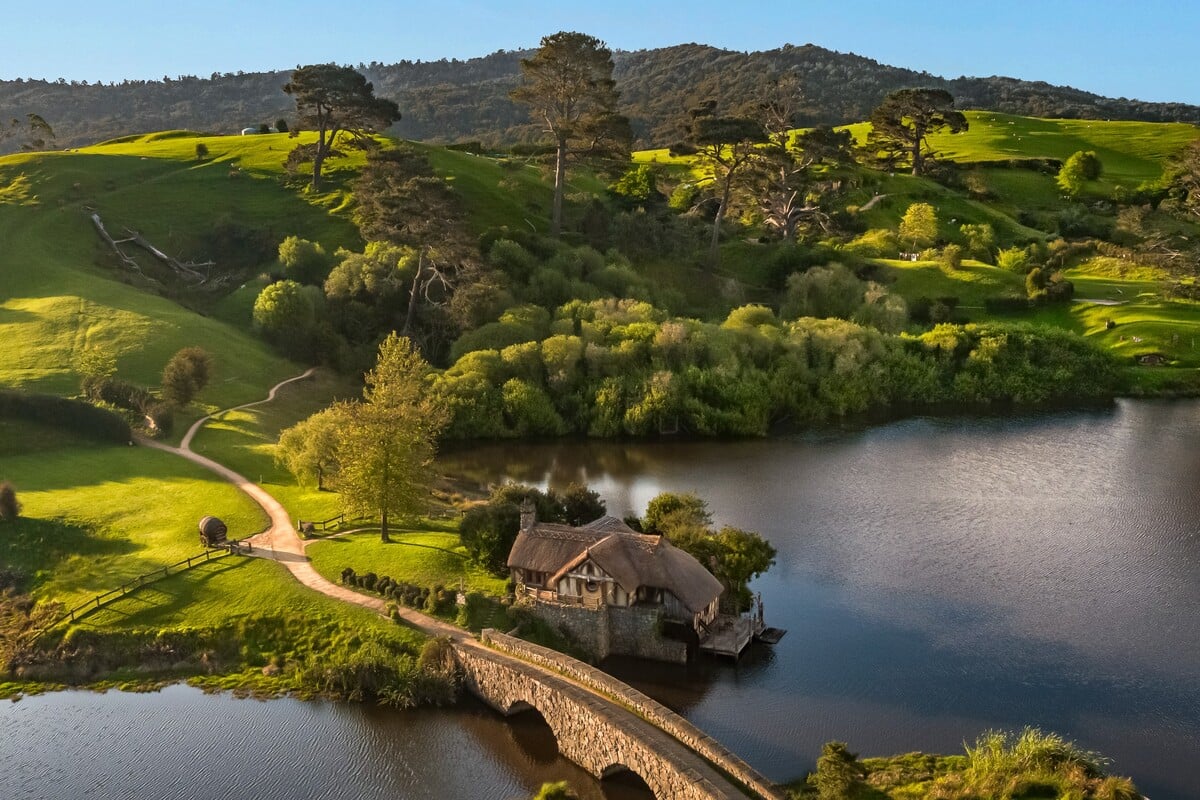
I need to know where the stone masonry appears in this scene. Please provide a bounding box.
[455,640,745,800]
[523,599,689,663]
[475,631,784,800]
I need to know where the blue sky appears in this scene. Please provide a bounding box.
[3,0,1197,105]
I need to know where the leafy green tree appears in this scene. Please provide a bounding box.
[609,164,658,206]
[561,482,605,526]
[782,263,866,320]
[252,279,319,356]
[336,334,448,542]
[959,222,995,260]
[350,146,477,354]
[996,246,1029,272]
[940,243,964,270]
[642,491,712,533]
[278,236,331,285]
[510,31,631,237]
[274,118,289,133]
[459,503,522,573]
[194,142,209,160]
[1057,150,1102,197]
[640,491,774,609]
[282,64,401,190]
[671,100,767,262]
[0,481,20,522]
[277,405,346,490]
[899,202,938,249]
[160,347,211,407]
[866,88,967,176]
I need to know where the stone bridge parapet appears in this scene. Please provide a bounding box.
[465,629,785,800]
[455,638,747,800]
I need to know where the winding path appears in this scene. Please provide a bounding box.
[138,369,463,639]
[139,369,780,799]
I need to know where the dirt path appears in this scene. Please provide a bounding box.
[139,370,464,640]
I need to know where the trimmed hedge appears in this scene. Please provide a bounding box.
[0,389,131,443]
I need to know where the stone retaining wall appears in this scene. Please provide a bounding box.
[528,600,688,664]
[479,629,784,800]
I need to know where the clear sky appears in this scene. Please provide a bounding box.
[3,0,1197,105]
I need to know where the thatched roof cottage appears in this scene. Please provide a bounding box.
[508,506,723,661]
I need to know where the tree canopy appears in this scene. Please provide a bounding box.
[866,88,967,176]
[511,31,631,236]
[335,333,448,542]
[283,64,401,189]
[671,99,767,261]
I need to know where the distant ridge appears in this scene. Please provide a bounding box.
[2,42,1197,150]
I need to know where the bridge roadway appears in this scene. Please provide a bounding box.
[144,369,784,800]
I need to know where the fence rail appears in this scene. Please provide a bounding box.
[41,543,252,633]
[297,513,348,534]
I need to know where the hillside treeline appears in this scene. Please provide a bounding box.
[3,43,1197,151]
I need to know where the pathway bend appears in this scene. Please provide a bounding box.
[138,368,462,639]
[139,369,780,799]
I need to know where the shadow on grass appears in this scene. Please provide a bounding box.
[313,530,469,560]
[4,441,244,494]
[0,517,137,585]
[75,557,247,628]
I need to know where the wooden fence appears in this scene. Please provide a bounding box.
[43,544,251,632]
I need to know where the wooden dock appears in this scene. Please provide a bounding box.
[699,614,755,658]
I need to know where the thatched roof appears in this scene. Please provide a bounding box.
[508,515,722,614]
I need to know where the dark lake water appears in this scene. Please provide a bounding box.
[444,399,1200,800]
[7,400,1198,799]
[0,685,652,800]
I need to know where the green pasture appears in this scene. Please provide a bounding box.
[73,556,405,636]
[0,422,267,610]
[307,529,507,597]
[881,254,1200,367]
[880,258,1024,308]
[56,556,425,695]
[844,111,1198,184]
[0,138,340,405]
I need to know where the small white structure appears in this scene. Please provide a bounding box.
[240,127,258,136]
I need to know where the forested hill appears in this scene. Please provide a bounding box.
[3,42,1198,150]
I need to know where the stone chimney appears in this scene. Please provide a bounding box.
[519,498,537,531]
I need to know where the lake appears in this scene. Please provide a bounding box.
[445,398,1200,800]
[6,399,1198,799]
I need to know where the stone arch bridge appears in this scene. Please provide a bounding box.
[454,631,784,800]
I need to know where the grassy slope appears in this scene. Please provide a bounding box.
[0,132,359,404]
[844,111,1200,183]
[0,421,267,610]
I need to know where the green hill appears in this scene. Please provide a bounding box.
[3,112,1200,413]
[0,131,363,404]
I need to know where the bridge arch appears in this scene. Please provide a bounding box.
[599,764,655,797]
[455,642,744,800]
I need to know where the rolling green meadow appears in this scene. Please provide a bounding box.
[2,106,1199,707]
